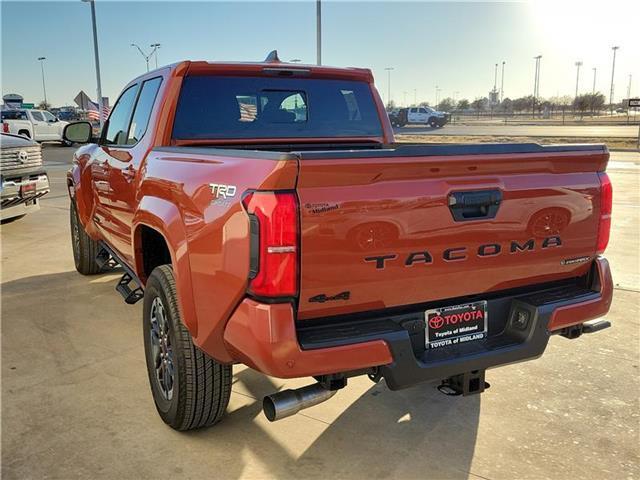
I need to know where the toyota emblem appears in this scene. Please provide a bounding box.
[17,150,29,163]
[429,315,445,329]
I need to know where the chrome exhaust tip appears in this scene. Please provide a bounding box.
[263,383,337,422]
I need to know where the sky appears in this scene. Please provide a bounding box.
[1,0,639,107]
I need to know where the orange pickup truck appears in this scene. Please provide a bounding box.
[64,53,613,430]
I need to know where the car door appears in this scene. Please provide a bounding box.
[41,110,61,139]
[29,111,49,140]
[417,108,429,123]
[94,76,164,264]
[407,108,417,123]
[90,84,139,258]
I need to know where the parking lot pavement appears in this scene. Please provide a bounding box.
[2,145,638,479]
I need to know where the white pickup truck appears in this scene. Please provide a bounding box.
[391,106,450,128]
[1,109,70,145]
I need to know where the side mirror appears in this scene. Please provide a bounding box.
[63,121,93,144]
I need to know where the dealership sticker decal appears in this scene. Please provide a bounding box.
[425,301,488,349]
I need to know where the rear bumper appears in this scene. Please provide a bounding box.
[223,257,613,388]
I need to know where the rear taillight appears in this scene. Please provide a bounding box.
[596,172,612,255]
[242,191,299,298]
[2,122,8,133]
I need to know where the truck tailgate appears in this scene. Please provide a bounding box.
[295,144,608,320]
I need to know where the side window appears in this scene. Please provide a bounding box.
[42,111,56,122]
[410,108,417,114]
[126,77,162,145]
[419,108,427,114]
[31,111,45,121]
[103,85,138,146]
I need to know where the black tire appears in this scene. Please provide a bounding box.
[143,265,232,431]
[428,117,438,128]
[69,200,101,275]
[18,130,30,138]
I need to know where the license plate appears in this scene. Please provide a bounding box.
[425,301,488,349]
[21,182,36,197]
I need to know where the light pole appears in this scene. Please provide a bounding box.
[500,61,505,102]
[435,86,441,108]
[609,46,619,115]
[403,91,407,106]
[592,67,597,94]
[131,44,149,71]
[150,43,161,69]
[82,0,104,127]
[316,0,322,65]
[574,61,583,100]
[131,43,159,72]
[384,67,394,107]
[414,89,417,105]
[627,74,633,124]
[533,55,542,117]
[37,57,47,107]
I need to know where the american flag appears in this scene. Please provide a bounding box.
[87,100,111,121]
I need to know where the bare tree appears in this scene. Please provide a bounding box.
[471,97,488,118]
[437,97,455,112]
[457,99,470,111]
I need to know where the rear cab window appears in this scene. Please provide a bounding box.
[172,76,382,140]
[1,110,28,120]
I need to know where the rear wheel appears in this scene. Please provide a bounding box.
[18,130,30,138]
[143,265,232,431]
[428,117,438,128]
[69,200,101,275]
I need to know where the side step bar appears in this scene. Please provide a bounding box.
[116,273,144,305]
[96,242,145,305]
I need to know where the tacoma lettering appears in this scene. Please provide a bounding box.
[364,236,562,269]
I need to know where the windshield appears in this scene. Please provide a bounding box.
[172,76,383,140]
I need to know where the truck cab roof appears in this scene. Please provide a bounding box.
[130,59,374,86]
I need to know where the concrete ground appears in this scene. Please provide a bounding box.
[2,146,639,479]
[394,124,639,137]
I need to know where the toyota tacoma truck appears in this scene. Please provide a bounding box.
[64,52,613,431]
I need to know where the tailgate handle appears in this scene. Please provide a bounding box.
[448,190,502,221]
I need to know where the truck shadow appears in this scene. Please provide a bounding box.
[2,269,481,479]
[190,368,481,479]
